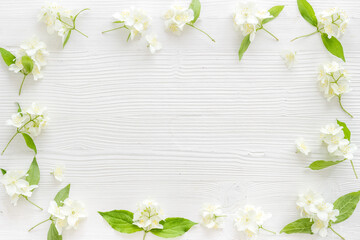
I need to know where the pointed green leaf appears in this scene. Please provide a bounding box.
[0,48,16,66]
[337,119,351,141]
[63,30,72,48]
[333,191,360,224]
[22,133,37,154]
[113,21,124,24]
[151,218,197,238]
[309,160,346,170]
[48,223,62,240]
[98,210,142,234]
[16,102,23,116]
[262,5,285,24]
[26,157,40,186]
[280,218,313,234]
[21,55,34,74]
[321,33,345,62]
[238,34,251,61]
[297,0,317,27]
[1,169,6,175]
[189,0,201,24]
[54,184,70,206]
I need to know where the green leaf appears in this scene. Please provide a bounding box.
[63,30,72,48]
[280,218,313,234]
[309,160,346,170]
[1,169,6,175]
[22,133,37,154]
[337,119,351,141]
[113,21,124,24]
[98,210,142,234]
[321,33,345,62]
[262,5,285,24]
[238,34,251,62]
[151,218,197,238]
[54,184,70,206]
[47,223,62,240]
[26,157,40,186]
[16,102,23,116]
[189,0,201,24]
[0,48,16,66]
[297,0,318,27]
[333,191,360,224]
[21,55,34,74]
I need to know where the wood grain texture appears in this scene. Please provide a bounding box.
[0,0,359,239]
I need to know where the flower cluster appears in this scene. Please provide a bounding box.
[1,170,38,206]
[318,8,349,39]
[133,199,165,231]
[2,103,49,156]
[321,123,357,160]
[38,2,89,47]
[48,198,87,234]
[233,2,273,42]
[200,204,225,229]
[8,102,49,137]
[104,7,162,54]
[234,205,272,239]
[318,61,352,117]
[296,190,339,237]
[163,5,194,35]
[112,7,151,40]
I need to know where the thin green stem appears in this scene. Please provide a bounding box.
[143,231,148,240]
[19,74,27,96]
[23,196,43,211]
[338,95,353,118]
[350,160,358,179]
[291,30,319,42]
[260,226,277,235]
[28,218,51,232]
[186,23,215,42]
[261,27,279,41]
[73,28,88,38]
[1,132,19,155]
[102,26,126,34]
[329,226,345,240]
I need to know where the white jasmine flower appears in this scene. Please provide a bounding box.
[52,166,65,182]
[320,123,348,154]
[334,142,357,160]
[113,7,151,40]
[133,199,165,231]
[48,201,66,219]
[0,170,38,206]
[234,205,271,239]
[295,138,311,156]
[200,204,225,229]
[9,36,48,81]
[310,200,339,222]
[233,2,272,42]
[318,7,349,39]
[296,190,324,218]
[146,34,162,54]
[61,198,87,229]
[311,219,329,237]
[163,5,194,35]
[281,49,296,69]
[7,113,28,128]
[38,2,73,41]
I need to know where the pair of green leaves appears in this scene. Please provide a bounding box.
[238,5,284,61]
[309,120,351,170]
[0,48,33,74]
[47,184,71,240]
[296,0,345,61]
[99,210,197,239]
[281,191,360,236]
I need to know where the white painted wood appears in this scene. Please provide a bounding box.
[0,0,359,239]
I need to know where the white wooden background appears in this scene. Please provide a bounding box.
[0,0,359,239]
